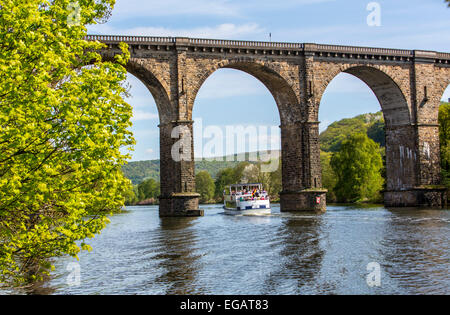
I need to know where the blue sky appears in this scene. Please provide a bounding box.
[88,0,450,161]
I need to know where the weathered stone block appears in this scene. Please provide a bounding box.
[280,190,327,212]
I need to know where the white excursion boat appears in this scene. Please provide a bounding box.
[223,183,271,215]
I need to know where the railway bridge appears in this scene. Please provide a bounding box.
[86,35,450,216]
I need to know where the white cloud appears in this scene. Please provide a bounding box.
[276,19,450,51]
[196,69,269,100]
[443,86,450,102]
[111,0,239,18]
[240,0,336,11]
[126,95,157,108]
[89,23,265,40]
[132,110,158,121]
[324,73,375,94]
[133,129,159,137]
[145,148,154,154]
[319,119,331,133]
[107,0,336,19]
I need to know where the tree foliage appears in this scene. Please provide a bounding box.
[137,178,160,202]
[0,0,134,285]
[214,168,236,198]
[196,171,215,203]
[330,133,384,203]
[320,151,337,202]
[121,160,160,185]
[439,102,450,189]
[320,112,384,152]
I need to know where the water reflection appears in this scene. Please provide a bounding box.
[380,209,450,294]
[262,214,325,295]
[153,217,202,295]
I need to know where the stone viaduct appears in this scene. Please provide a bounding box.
[86,35,450,217]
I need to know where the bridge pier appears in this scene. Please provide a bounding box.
[383,122,448,209]
[159,193,203,217]
[158,121,204,217]
[280,190,327,212]
[280,121,328,212]
[384,188,447,208]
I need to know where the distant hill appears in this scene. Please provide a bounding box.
[122,151,281,185]
[320,112,385,152]
[122,160,160,185]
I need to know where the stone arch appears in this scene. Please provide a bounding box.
[316,64,412,127]
[317,64,416,194]
[187,58,301,124]
[125,59,174,124]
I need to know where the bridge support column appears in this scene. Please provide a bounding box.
[384,61,448,209]
[384,124,447,208]
[158,121,204,217]
[280,122,327,212]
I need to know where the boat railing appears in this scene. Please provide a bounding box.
[237,195,269,201]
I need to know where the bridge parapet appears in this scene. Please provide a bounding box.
[188,38,304,50]
[437,52,450,59]
[85,34,176,44]
[306,43,413,57]
[85,34,450,65]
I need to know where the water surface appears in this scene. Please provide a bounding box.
[20,205,450,294]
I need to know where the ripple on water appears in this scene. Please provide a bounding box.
[3,204,448,295]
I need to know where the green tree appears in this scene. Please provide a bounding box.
[196,171,215,203]
[367,119,386,147]
[268,160,282,201]
[137,178,160,201]
[124,185,138,206]
[0,0,133,285]
[330,133,384,203]
[320,112,385,152]
[320,118,367,152]
[214,168,236,198]
[321,151,337,202]
[232,161,252,183]
[439,102,450,189]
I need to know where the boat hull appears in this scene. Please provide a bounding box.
[223,207,271,216]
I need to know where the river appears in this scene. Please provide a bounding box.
[10,204,450,295]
